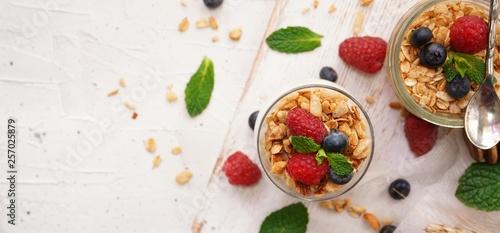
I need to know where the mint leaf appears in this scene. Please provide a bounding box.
[445,52,485,85]
[455,162,500,212]
[328,153,353,176]
[316,148,327,164]
[185,57,214,117]
[291,136,321,153]
[315,149,353,176]
[259,203,308,233]
[443,56,457,82]
[266,26,323,54]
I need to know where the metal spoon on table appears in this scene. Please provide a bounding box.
[464,0,500,150]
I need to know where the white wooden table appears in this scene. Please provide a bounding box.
[0,0,499,232]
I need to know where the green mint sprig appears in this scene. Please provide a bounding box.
[455,162,500,212]
[185,57,215,117]
[316,149,353,176]
[266,26,323,54]
[443,52,485,84]
[290,136,321,153]
[259,203,308,233]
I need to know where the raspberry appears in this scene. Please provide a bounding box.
[450,15,488,54]
[339,36,387,74]
[286,107,327,144]
[404,114,438,156]
[286,153,329,185]
[222,151,261,186]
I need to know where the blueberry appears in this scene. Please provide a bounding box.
[419,42,447,69]
[248,111,259,130]
[379,225,397,233]
[388,179,411,200]
[322,129,348,153]
[328,167,353,185]
[410,27,432,47]
[446,74,471,99]
[320,66,338,82]
[203,0,223,8]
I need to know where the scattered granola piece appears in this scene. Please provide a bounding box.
[192,219,204,233]
[176,170,193,185]
[363,213,381,230]
[167,83,174,90]
[389,101,402,109]
[152,155,162,168]
[166,90,178,102]
[171,146,182,155]
[353,11,365,36]
[196,18,210,28]
[107,89,119,97]
[125,101,136,110]
[302,7,310,14]
[119,78,126,87]
[146,138,156,153]
[313,0,319,8]
[229,28,242,41]
[365,96,375,104]
[132,112,138,119]
[212,35,220,43]
[328,4,337,13]
[320,200,335,210]
[360,0,374,6]
[347,205,366,218]
[181,0,187,6]
[424,224,474,233]
[321,198,351,212]
[179,17,189,32]
[333,198,351,212]
[382,218,394,226]
[209,16,218,30]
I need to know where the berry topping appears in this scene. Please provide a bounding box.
[222,151,261,186]
[248,111,259,130]
[286,107,327,144]
[404,114,438,156]
[203,0,223,8]
[388,179,411,200]
[379,225,397,233]
[286,153,329,185]
[450,15,488,54]
[319,66,338,82]
[339,36,387,74]
[328,167,353,185]
[410,27,432,47]
[322,129,348,153]
[446,74,471,99]
[419,42,447,69]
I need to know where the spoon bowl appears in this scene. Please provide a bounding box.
[465,75,500,149]
[464,0,500,149]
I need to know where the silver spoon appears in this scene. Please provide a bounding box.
[464,0,500,150]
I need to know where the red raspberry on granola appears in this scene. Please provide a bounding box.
[450,15,488,54]
[286,153,329,185]
[286,107,327,144]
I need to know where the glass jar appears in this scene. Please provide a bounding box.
[387,0,496,127]
[253,79,374,201]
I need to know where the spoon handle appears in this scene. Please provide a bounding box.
[486,0,498,77]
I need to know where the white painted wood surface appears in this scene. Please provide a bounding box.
[0,0,498,232]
